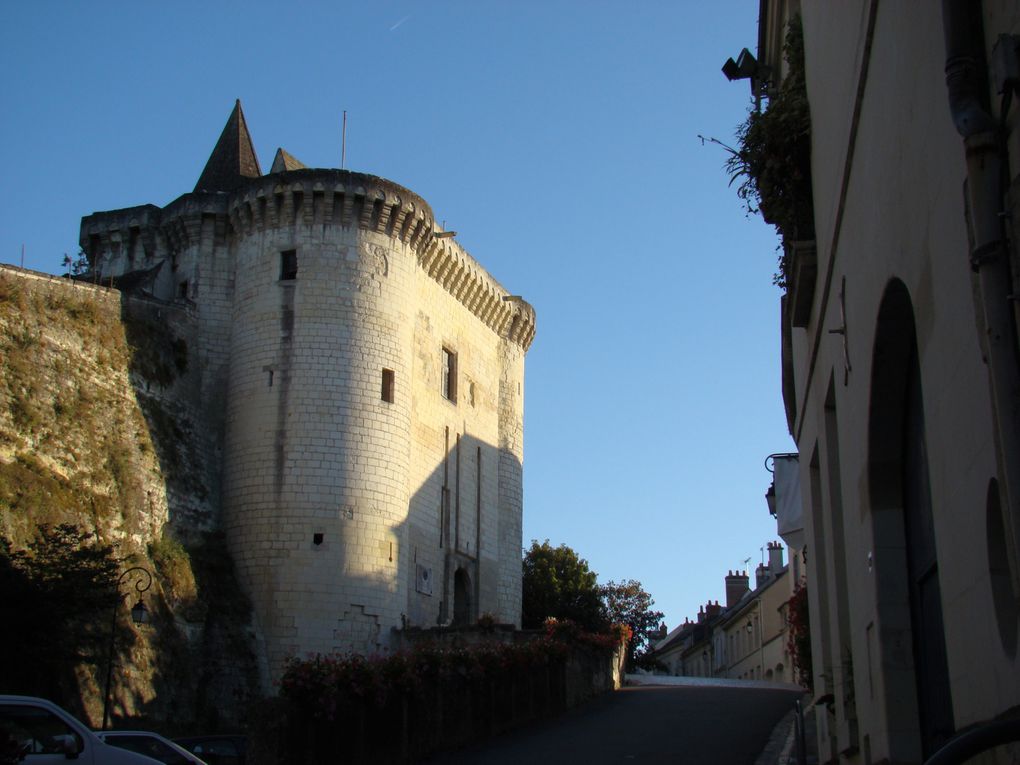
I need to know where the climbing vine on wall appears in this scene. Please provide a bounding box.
[786,584,813,690]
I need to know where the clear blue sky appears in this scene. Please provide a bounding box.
[0,2,795,630]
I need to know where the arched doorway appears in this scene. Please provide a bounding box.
[453,568,471,626]
[868,279,954,759]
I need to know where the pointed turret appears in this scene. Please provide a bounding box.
[270,148,307,174]
[194,100,262,193]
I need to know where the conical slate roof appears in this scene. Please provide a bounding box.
[194,100,262,193]
[270,148,307,174]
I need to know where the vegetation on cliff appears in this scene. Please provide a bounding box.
[0,270,257,728]
[0,273,151,542]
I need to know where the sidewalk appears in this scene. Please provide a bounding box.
[753,695,817,765]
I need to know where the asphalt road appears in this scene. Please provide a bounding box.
[421,677,803,765]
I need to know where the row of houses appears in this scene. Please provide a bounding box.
[651,536,797,685]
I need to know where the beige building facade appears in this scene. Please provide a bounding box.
[80,102,535,685]
[653,601,722,678]
[751,2,1020,762]
[719,546,791,683]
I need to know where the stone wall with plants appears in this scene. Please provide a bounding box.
[0,266,259,729]
[249,622,627,764]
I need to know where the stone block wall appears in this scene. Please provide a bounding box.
[222,213,418,677]
[406,262,509,630]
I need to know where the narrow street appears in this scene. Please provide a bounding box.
[422,676,804,765]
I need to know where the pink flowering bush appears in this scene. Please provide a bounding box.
[268,625,626,763]
[279,624,619,722]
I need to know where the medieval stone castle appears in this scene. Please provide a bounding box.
[79,101,536,683]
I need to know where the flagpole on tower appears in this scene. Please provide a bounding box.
[341,111,347,170]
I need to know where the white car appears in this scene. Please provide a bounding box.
[95,732,208,765]
[0,695,162,764]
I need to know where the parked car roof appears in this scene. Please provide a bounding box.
[97,730,209,765]
[173,734,247,765]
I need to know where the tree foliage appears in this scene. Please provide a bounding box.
[61,250,89,277]
[0,524,121,698]
[600,579,665,668]
[521,540,606,631]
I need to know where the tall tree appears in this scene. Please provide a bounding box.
[600,579,665,668]
[521,540,607,631]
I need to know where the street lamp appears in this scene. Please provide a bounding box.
[721,48,760,82]
[102,566,152,730]
[130,599,150,625]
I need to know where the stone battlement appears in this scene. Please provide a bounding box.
[226,169,434,249]
[419,238,536,351]
[82,167,535,351]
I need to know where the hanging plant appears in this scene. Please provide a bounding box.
[726,15,814,288]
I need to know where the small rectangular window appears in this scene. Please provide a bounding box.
[178,280,189,299]
[381,368,395,403]
[441,347,457,403]
[280,249,297,280]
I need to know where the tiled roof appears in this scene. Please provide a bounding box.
[270,148,307,174]
[194,100,262,193]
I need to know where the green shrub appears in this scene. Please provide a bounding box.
[150,533,199,613]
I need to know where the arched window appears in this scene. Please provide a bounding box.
[868,279,954,759]
[453,568,471,626]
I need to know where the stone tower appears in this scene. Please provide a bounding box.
[80,101,535,685]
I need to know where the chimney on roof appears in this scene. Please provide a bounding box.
[755,562,769,588]
[768,541,785,575]
[697,604,706,623]
[705,601,722,619]
[725,569,750,608]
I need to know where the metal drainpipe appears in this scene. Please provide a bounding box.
[941,0,1020,595]
[758,599,766,681]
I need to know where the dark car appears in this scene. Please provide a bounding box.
[173,735,246,765]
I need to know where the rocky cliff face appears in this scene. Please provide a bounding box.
[0,266,259,728]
